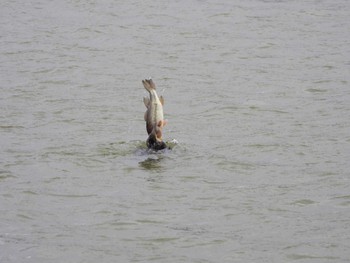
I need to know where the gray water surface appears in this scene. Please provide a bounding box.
[1,0,350,262]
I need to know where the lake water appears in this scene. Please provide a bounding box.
[1,0,350,262]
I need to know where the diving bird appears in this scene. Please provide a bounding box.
[142,78,167,150]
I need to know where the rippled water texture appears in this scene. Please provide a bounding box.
[1,0,350,262]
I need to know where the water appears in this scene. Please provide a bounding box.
[1,0,350,262]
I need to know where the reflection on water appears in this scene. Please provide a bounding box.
[138,140,178,171]
[139,156,164,171]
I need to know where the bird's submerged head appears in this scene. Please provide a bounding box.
[146,130,167,151]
